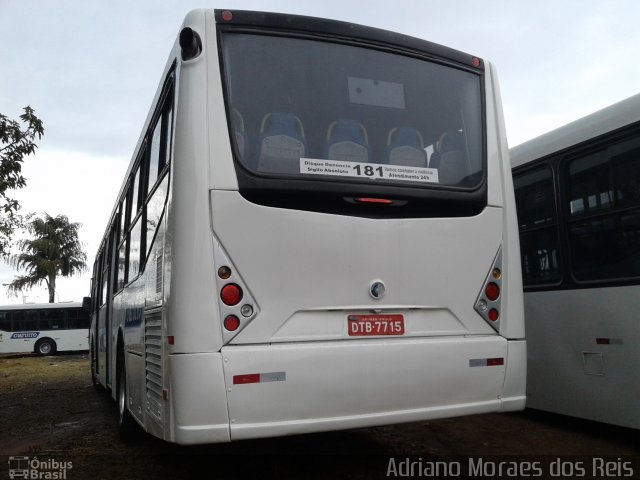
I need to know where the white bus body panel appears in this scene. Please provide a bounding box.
[211,191,500,342]
[525,286,640,429]
[168,352,231,444]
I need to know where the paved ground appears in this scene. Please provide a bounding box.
[0,353,638,479]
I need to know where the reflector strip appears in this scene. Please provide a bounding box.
[233,372,286,385]
[469,357,504,367]
[596,338,623,345]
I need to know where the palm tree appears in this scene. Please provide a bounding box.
[6,214,87,303]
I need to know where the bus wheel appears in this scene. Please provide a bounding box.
[35,339,56,356]
[117,349,139,440]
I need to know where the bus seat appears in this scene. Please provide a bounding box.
[385,127,427,167]
[325,119,369,163]
[257,112,306,174]
[430,130,467,185]
[232,109,249,160]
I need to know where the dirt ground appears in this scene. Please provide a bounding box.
[0,354,638,479]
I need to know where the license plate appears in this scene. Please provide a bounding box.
[347,314,405,336]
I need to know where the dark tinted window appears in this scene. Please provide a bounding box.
[148,98,172,193]
[67,308,90,329]
[566,135,640,281]
[222,33,483,189]
[12,310,39,331]
[514,167,556,229]
[514,167,561,285]
[39,308,65,330]
[0,311,12,331]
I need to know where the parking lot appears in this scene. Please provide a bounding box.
[0,353,638,479]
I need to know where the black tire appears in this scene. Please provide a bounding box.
[116,348,139,441]
[36,338,56,356]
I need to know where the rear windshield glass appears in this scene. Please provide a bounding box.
[221,33,484,189]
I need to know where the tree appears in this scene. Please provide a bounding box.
[0,106,44,258]
[6,214,87,303]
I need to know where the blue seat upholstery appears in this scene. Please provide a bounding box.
[325,119,368,163]
[385,127,426,167]
[257,112,306,174]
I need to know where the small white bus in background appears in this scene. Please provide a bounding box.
[511,93,640,430]
[0,303,90,356]
[89,8,525,444]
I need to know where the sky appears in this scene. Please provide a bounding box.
[1,0,640,304]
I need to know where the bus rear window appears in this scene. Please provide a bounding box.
[221,33,484,189]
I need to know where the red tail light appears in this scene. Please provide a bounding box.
[223,315,240,331]
[356,197,393,204]
[221,284,243,306]
[485,283,500,301]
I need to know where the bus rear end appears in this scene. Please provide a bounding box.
[165,9,525,444]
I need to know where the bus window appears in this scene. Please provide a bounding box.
[221,33,483,189]
[117,242,127,291]
[148,119,162,190]
[146,174,169,257]
[567,135,640,281]
[67,308,90,329]
[39,308,65,330]
[0,312,11,331]
[514,167,561,285]
[129,217,142,280]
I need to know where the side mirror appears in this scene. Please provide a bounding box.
[82,296,93,313]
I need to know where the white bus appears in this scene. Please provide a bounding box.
[88,9,525,444]
[511,93,640,429]
[0,303,89,355]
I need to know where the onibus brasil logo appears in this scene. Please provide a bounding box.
[8,457,72,479]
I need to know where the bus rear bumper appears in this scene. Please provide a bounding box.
[223,336,525,441]
[167,337,525,444]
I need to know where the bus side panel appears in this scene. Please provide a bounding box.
[526,287,640,429]
[0,334,36,354]
[500,339,526,411]
[165,24,222,355]
[42,329,88,352]
[485,62,525,341]
[222,337,511,440]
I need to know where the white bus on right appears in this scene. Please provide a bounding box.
[511,93,640,429]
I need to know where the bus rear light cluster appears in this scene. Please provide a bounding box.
[474,247,503,332]
[212,240,260,342]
